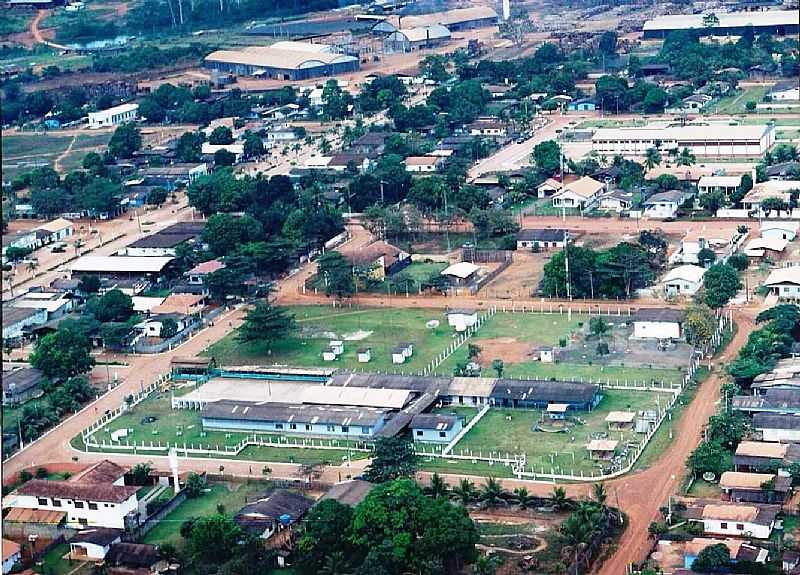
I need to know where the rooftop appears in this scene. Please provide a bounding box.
[735,441,788,459]
[2,539,20,562]
[516,228,568,242]
[561,176,604,199]
[151,293,205,315]
[71,256,174,274]
[71,528,124,547]
[764,267,800,287]
[394,24,451,42]
[202,400,388,427]
[2,367,44,394]
[410,413,458,430]
[319,480,375,507]
[236,489,313,534]
[2,306,43,329]
[491,379,599,403]
[587,439,618,451]
[69,460,127,484]
[205,46,358,70]
[633,308,685,323]
[15,479,139,504]
[753,412,800,430]
[187,258,225,275]
[106,543,160,568]
[644,10,799,31]
[441,261,480,279]
[720,471,776,490]
[405,156,440,166]
[36,217,73,234]
[605,411,636,424]
[593,123,771,142]
[663,265,706,284]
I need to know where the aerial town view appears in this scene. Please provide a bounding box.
[1,0,800,573]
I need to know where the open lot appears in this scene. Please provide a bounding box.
[2,132,112,178]
[446,389,674,476]
[206,305,462,373]
[711,86,770,115]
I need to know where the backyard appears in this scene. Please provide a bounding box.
[206,305,467,373]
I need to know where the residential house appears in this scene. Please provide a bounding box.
[684,502,778,539]
[744,237,789,260]
[567,98,596,111]
[764,267,800,300]
[697,175,743,196]
[2,367,44,406]
[446,309,478,331]
[597,190,633,213]
[318,480,375,507]
[135,313,190,338]
[344,241,411,279]
[682,538,768,570]
[140,163,208,189]
[440,261,480,286]
[734,388,800,414]
[120,221,204,257]
[410,413,462,443]
[327,153,370,173]
[70,256,175,281]
[4,460,139,529]
[768,79,799,101]
[490,379,601,410]
[734,440,800,473]
[605,411,636,430]
[761,221,799,241]
[515,228,568,250]
[201,143,244,163]
[69,528,123,560]
[671,226,743,265]
[719,471,792,504]
[484,84,513,99]
[681,93,712,111]
[351,131,393,156]
[587,439,618,460]
[186,259,225,287]
[235,490,313,540]
[10,290,74,321]
[264,124,297,145]
[741,180,800,214]
[662,265,706,297]
[35,218,73,245]
[405,156,442,173]
[631,308,685,340]
[2,230,39,261]
[2,539,21,575]
[2,306,48,342]
[643,190,690,219]
[536,178,563,198]
[753,412,800,442]
[105,543,161,571]
[466,120,507,137]
[766,161,799,181]
[551,176,605,210]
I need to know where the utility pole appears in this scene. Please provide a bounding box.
[564,231,571,300]
[443,186,451,254]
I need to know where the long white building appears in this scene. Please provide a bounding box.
[591,123,774,157]
[88,103,138,129]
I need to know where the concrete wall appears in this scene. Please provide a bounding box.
[202,417,382,438]
[7,494,138,529]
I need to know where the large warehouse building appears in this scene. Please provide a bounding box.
[373,6,498,33]
[642,10,799,39]
[383,24,451,53]
[592,123,774,157]
[204,42,359,80]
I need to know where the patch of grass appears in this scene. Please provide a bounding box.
[431,405,480,424]
[783,515,800,535]
[142,482,267,547]
[711,86,769,115]
[450,390,673,476]
[0,11,34,35]
[687,478,721,498]
[473,312,588,346]
[2,134,74,159]
[206,305,460,373]
[418,456,518,478]
[528,198,581,217]
[32,544,92,575]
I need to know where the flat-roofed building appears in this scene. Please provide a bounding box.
[204,45,359,80]
[70,256,174,279]
[734,440,800,473]
[490,379,601,410]
[642,10,799,39]
[88,103,138,129]
[753,412,800,442]
[592,124,774,157]
[373,6,498,33]
[632,308,685,340]
[2,367,44,406]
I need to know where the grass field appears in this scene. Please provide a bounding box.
[32,544,92,575]
[447,389,673,476]
[0,10,33,35]
[711,86,769,115]
[206,305,461,373]
[143,482,268,547]
[84,390,369,465]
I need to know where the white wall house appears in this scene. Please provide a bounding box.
[761,221,799,241]
[7,480,139,529]
[37,218,74,243]
[643,190,689,219]
[753,413,800,442]
[88,103,139,129]
[410,414,463,443]
[769,80,799,102]
[551,176,605,209]
[201,143,244,163]
[632,308,684,339]
[405,156,441,173]
[662,265,706,297]
[763,267,800,300]
[697,175,742,196]
[69,528,123,560]
[689,503,776,540]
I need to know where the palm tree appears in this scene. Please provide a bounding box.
[514,486,531,508]
[481,477,507,507]
[677,147,696,166]
[551,486,572,511]
[425,473,449,499]
[452,478,477,505]
[592,482,608,507]
[319,551,348,575]
[644,146,661,171]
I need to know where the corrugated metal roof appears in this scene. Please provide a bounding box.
[644,10,798,31]
[205,46,357,70]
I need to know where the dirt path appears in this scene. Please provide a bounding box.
[53,134,77,173]
[30,9,67,50]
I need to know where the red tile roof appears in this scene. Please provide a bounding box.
[16,480,139,504]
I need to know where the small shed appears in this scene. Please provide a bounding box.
[547,403,569,420]
[635,410,658,433]
[539,347,554,363]
[587,439,619,460]
[329,340,344,355]
[605,411,636,430]
[410,413,462,443]
[392,345,407,364]
[441,261,480,286]
[632,308,685,340]
[322,347,337,362]
[357,348,371,363]
[447,308,478,331]
[69,528,123,560]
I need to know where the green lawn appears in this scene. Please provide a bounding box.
[528,198,581,217]
[711,86,769,115]
[2,134,75,159]
[431,405,480,424]
[142,482,268,547]
[783,515,800,535]
[467,312,588,346]
[448,389,673,476]
[687,478,721,498]
[32,544,92,575]
[206,305,462,373]
[0,10,33,35]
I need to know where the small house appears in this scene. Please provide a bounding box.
[441,261,480,286]
[537,178,563,198]
[551,176,605,210]
[410,413,462,443]
[632,308,685,340]
[643,190,690,220]
[323,347,337,362]
[784,550,800,574]
[567,98,596,111]
[539,347,554,363]
[344,241,411,279]
[357,348,371,363]
[546,403,569,420]
[719,471,792,504]
[2,367,44,406]
[662,265,706,297]
[405,156,441,173]
[763,267,800,300]
[2,539,20,575]
[684,502,778,539]
[605,411,636,430]
[734,440,799,473]
[186,258,225,286]
[447,309,478,331]
[235,490,314,541]
[515,228,568,250]
[36,218,74,244]
[69,528,123,560]
[329,340,344,355]
[327,153,370,173]
[319,480,375,508]
[768,79,800,101]
[587,439,618,460]
[697,175,743,196]
[597,190,633,213]
[744,237,788,260]
[761,221,799,241]
[391,345,406,364]
[201,143,244,163]
[683,538,768,570]
[753,412,800,442]
[135,313,189,338]
[105,543,161,571]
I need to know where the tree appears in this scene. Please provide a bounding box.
[551,486,572,511]
[688,440,730,476]
[296,500,354,575]
[589,316,609,338]
[532,140,561,177]
[592,483,608,506]
[727,253,748,271]
[4,246,33,262]
[317,251,355,298]
[691,543,731,573]
[452,478,477,505]
[481,477,507,507]
[176,131,204,163]
[541,246,597,299]
[88,289,134,323]
[425,473,449,499]
[684,303,717,347]
[707,411,749,449]
[363,436,417,483]
[146,187,169,206]
[598,31,617,55]
[208,126,233,145]
[19,403,60,442]
[702,263,741,309]
[214,149,236,166]
[699,190,726,213]
[236,300,296,350]
[187,514,244,564]
[348,480,478,575]
[697,247,717,267]
[50,377,96,415]
[643,87,668,113]
[131,463,151,485]
[491,359,504,378]
[30,322,95,379]
[78,275,101,294]
[677,147,696,166]
[644,147,661,170]
[203,213,264,257]
[745,100,756,112]
[108,123,142,159]
[243,133,264,159]
[160,317,179,339]
[184,472,206,497]
[321,80,353,120]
